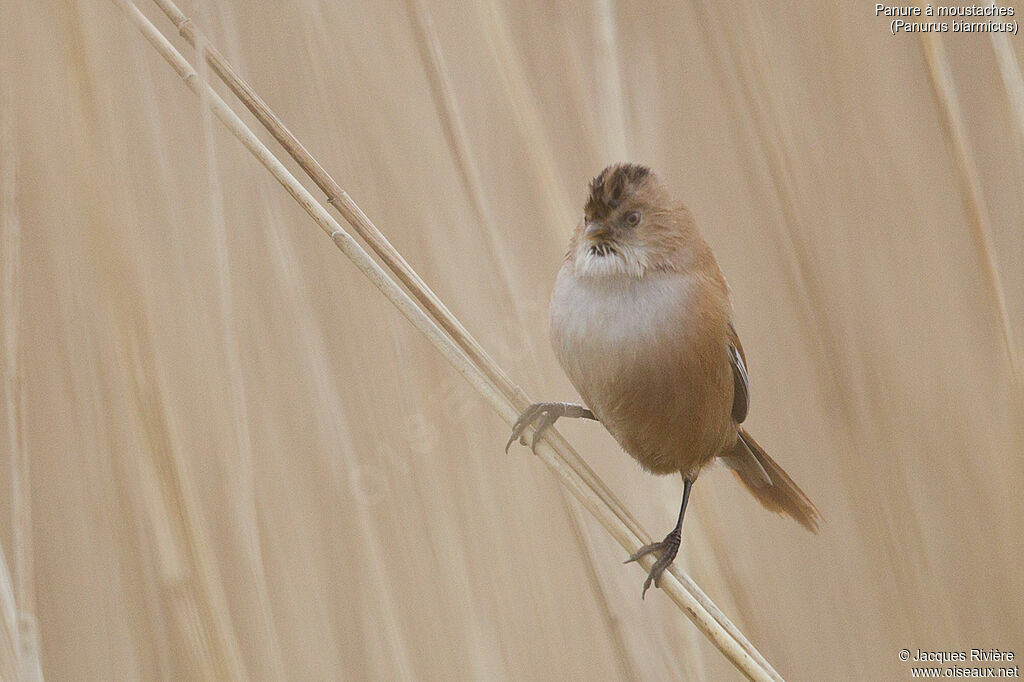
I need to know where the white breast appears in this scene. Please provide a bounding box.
[548,262,704,423]
[548,258,737,475]
[549,263,698,363]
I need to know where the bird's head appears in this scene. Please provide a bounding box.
[571,163,691,279]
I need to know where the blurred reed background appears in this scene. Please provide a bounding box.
[1,0,1023,679]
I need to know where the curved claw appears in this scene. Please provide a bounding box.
[504,402,596,453]
[624,534,681,599]
[624,542,662,564]
[528,411,556,450]
[505,403,546,453]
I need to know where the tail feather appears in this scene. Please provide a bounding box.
[728,429,821,533]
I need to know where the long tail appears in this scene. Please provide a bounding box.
[725,429,821,532]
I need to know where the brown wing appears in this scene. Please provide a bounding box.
[728,323,749,423]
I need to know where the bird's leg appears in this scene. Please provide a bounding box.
[625,478,693,598]
[505,402,597,452]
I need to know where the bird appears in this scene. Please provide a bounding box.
[506,162,820,597]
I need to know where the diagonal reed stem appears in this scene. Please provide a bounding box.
[917,31,1022,384]
[144,11,779,679]
[990,34,1024,157]
[113,1,779,678]
[148,0,647,548]
[402,2,636,676]
[1,67,43,682]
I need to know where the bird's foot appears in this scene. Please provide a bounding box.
[504,402,595,453]
[624,529,681,599]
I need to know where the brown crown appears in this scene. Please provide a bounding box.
[584,163,651,220]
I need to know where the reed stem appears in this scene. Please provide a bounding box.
[113,1,780,678]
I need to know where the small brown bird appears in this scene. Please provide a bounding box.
[507,163,820,596]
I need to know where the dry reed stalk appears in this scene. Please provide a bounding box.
[403,3,635,674]
[148,0,647,553]
[691,0,836,370]
[990,34,1024,163]
[479,0,576,231]
[917,31,1022,384]
[477,4,777,675]
[127,331,249,680]
[0,541,19,679]
[189,27,288,676]
[0,78,21,681]
[114,1,779,678]
[251,195,422,680]
[404,0,502,250]
[468,6,781,677]
[121,39,254,677]
[594,0,630,160]
[403,0,547,368]
[0,70,43,682]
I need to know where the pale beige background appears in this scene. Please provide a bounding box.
[1,1,1023,680]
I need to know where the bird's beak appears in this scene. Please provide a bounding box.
[584,221,608,240]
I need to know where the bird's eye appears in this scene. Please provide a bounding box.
[625,210,642,226]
